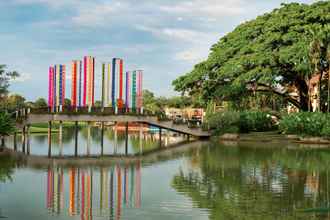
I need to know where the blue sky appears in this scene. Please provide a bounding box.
[0,0,315,101]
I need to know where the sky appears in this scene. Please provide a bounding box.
[0,0,316,101]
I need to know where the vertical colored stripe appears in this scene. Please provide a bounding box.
[78,61,82,107]
[119,59,123,100]
[132,71,136,109]
[92,57,95,106]
[112,58,116,107]
[62,65,66,106]
[53,66,56,110]
[126,71,130,109]
[102,63,105,107]
[83,56,87,107]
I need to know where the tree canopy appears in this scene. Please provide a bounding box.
[173,2,330,111]
[0,65,19,100]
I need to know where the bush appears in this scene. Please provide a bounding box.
[240,111,274,132]
[205,110,275,135]
[207,111,240,135]
[279,112,330,137]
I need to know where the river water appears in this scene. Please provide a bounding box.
[1,126,330,219]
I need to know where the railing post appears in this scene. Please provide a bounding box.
[101,122,104,156]
[74,121,78,157]
[125,122,128,155]
[159,127,162,148]
[59,121,63,156]
[13,132,17,151]
[22,126,26,153]
[26,124,30,155]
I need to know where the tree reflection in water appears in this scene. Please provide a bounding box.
[172,143,330,220]
[0,155,17,219]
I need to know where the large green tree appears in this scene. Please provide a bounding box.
[0,65,19,100]
[173,2,330,111]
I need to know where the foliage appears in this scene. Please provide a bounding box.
[0,156,15,182]
[0,112,16,137]
[173,2,330,111]
[0,94,25,111]
[142,89,201,113]
[206,110,275,134]
[240,111,274,132]
[34,97,48,108]
[0,65,19,100]
[279,112,330,137]
[206,111,240,134]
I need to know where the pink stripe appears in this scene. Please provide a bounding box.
[83,56,87,107]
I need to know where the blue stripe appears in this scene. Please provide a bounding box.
[112,58,116,107]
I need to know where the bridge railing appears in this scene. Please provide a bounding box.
[17,107,203,129]
[27,106,155,117]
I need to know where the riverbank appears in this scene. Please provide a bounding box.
[217,131,330,146]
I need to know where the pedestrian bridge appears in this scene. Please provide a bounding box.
[16,107,211,138]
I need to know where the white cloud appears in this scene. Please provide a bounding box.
[159,0,246,19]
[174,48,208,63]
[12,0,78,8]
[136,25,219,44]
[71,2,125,27]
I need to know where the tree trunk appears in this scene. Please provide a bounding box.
[318,72,323,112]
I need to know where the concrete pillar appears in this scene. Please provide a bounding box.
[114,122,118,155]
[101,122,104,156]
[13,132,17,151]
[26,124,31,155]
[87,122,91,156]
[125,122,128,155]
[74,121,78,157]
[139,123,143,154]
[59,121,63,156]
[22,126,26,153]
[159,127,162,148]
[48,121,52,158]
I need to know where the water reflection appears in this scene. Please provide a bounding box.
[46,162,141,220]
[172,142,330,219]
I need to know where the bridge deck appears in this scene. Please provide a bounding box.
[22,114,211,138]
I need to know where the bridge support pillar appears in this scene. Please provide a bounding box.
[59,121,63,156]
[22,126,26,153]
[87,122,91,156]
[48,121,52,158]
[125,122,128,155]
[101,122,104,156]
[159,128,162,148]
[74,121,78,157]
[139,123,143,154]
[13,132,17,151]
[26,124,30,155]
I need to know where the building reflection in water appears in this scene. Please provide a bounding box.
[46,162,141,220]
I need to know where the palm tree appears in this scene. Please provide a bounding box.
[0,112,16,150]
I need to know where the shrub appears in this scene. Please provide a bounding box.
[239,111,274,132]
[206,111,240,135]
[279,112,330,137]
[205,110,276,135]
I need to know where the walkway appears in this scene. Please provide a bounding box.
[17,109,211,138]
